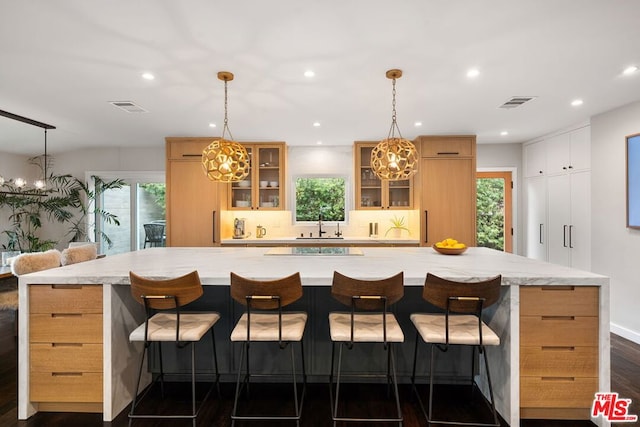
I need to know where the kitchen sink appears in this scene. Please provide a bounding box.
[265,247,363,256]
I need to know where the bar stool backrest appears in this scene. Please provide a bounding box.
[129,270,203,310]
[423,273,502,313]
[230,272,302,309]
[331,271,404,310]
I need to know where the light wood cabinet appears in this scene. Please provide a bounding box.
[417,135,476,246]
[228,143,286,210]
[165,137,223,246]
[29,284,103,411]
[354,142,414,209]
[520,286,599,420]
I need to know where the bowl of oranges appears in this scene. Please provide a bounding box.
[433,238,467,255]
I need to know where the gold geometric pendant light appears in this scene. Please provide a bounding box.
[202,71,250,182]
[371,69,418,181]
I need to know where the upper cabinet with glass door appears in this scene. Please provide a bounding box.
[228,142,286,210]
[354,141,414,209]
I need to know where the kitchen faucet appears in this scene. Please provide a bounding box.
[318,212,327,237]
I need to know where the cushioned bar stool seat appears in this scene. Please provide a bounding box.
[329,271,404,426]
[230,271,307,426]
[410,273,502,427]
[128,270,220,427]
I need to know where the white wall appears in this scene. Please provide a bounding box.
[591,100,640,343]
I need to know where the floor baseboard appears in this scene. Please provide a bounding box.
[611,323,640,344]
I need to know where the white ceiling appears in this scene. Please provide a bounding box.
[2,0,640,156]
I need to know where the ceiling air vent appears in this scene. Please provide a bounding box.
[109,101,148,113]
[499,96,537,109]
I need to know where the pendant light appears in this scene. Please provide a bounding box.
[202,71,250,182]
[371,69,418,180]
[0,109,54,197]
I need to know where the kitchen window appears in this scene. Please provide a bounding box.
[293,176,347,223]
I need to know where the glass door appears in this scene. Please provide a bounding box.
[93,172,165,255]
[357,145,382,208]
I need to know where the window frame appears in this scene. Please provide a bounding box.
[291,174,350,225]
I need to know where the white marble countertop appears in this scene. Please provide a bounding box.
[221,237,420,245]
[18,246,608,288]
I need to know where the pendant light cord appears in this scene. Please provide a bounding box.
[387,77,404,140]
[44,128,47,186]
[222,79,234,141]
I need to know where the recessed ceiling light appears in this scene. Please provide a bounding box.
[316,140,322,145]
[142,72,155,80]
[209,123,217,128]
[313,121,321,127]
[467,68,480,78]
[500,131,509,136]
[623,65,639,75]
[414,121,423,127]
[571,99,584,107]
[304,70,315,78]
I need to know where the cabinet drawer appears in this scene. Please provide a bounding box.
[420,137,474,157]
[520,316,598,346]
[29,285,102,314]
[521,376,597,408]
[30,313,103,343]
[168,140,209,159]
[30,371,102,403]
[520,286,598,316]
[520,346,597,377]
[31,343,102,372]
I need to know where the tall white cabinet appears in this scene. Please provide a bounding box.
[523,125,591,270]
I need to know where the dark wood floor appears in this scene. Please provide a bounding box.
[1,308,638,426]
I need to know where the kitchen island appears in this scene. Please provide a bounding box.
[17,247,610,426]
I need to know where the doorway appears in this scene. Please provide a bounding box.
[91,172,165,255]
[476,171,513,253]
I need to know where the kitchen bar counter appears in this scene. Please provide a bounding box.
[221,236,420,246]
[17,247,610,426]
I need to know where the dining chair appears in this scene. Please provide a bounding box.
[143,223,165,248]
[328,271,404,426]
[410,273,502,426]
[229,271,307,426]
[128,270,220,427]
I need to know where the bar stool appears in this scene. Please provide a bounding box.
[128,270,220,427]
[328,271,404,426]
[410,273,502,426]
[230,272,307,426]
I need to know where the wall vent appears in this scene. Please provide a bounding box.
[109,101,148,113]
[499,96,537,109]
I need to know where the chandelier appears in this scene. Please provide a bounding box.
[0,109,54,197]
[371,69,418,180]
[202,72,250,182]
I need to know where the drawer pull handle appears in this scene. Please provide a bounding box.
[52,372,83,377]
[541,377,575,382]
[541,346,575,351]
[182,154,201,157]
[51,313,82,318]
[540,286,575,291]
[437,151,460,155]
[541,316,575,321]
[52,343,83,348]
[51,284,83,290]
